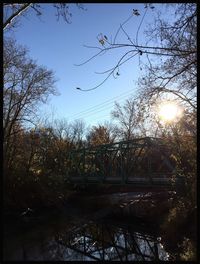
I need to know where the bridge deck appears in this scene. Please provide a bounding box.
[68,176,178,186]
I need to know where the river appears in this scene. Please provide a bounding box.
[3,192,171,261]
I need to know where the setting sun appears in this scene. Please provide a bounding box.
[158,102,182,123]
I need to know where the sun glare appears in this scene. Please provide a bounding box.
[158,102,182,123]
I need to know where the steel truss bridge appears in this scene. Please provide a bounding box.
[65,137,183,187]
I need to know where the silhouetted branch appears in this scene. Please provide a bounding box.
[3,3,32,30]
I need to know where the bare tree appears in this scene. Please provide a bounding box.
[52,118,73,141]
[70,119,86,148]
[3,38,57,172]
[111,98,145,140]
[102,121,119,142]
[138,3,197,112]
[86,124,115,146]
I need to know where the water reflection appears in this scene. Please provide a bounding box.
[53,220,169,261]
[4,217,169,261]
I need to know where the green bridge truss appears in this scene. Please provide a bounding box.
[65,137,183,186]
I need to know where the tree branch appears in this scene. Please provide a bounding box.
[3,3,32,30]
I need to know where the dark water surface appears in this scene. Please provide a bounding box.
[3,205,170,261]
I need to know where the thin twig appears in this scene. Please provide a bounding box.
[95,50,138,75]
[78,51,139,92]
[113,13,133,44]
[136,7,148,46]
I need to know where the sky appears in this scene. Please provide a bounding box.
[4,3,171,127]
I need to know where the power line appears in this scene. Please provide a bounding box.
[70,92,134,120]
[86,113,111,123]
[69,88,135,120]
[70,88,135,118]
